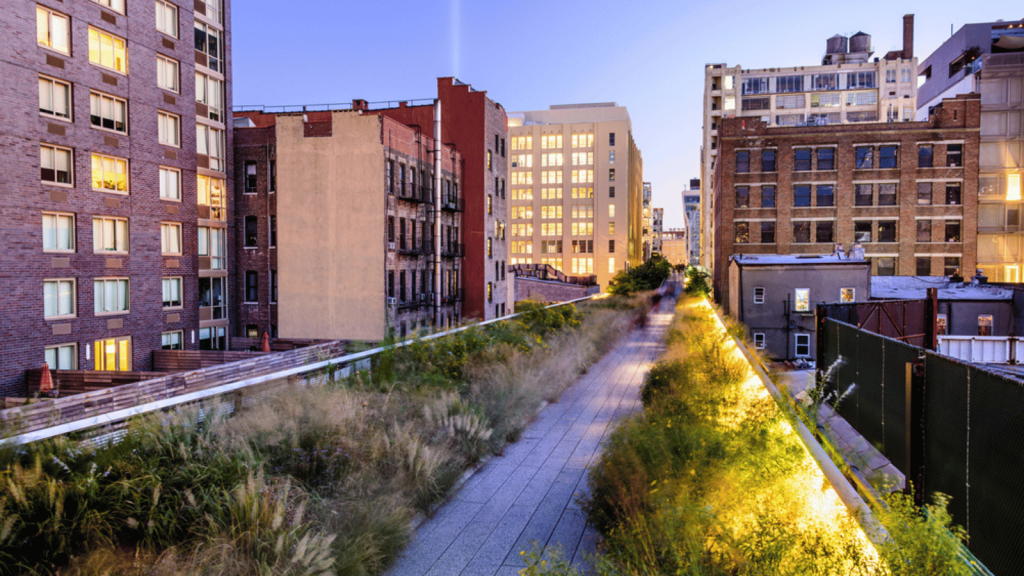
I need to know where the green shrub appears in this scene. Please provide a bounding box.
[639,360,685,408]
[608,255,673,296]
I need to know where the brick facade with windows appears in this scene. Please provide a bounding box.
[713,93,980,305]
[0,0,233,395]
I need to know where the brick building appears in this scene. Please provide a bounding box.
[232,107,463,341]
[0,0,233,395]
[365,78,511,321]
[713,94,981,302]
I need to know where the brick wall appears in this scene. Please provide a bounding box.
[514,278,592,304]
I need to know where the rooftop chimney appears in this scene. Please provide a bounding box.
[903,14,914,59]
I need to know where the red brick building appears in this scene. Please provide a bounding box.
[367,78,511,320]
[713,94,980,305]
[0,0,233,396]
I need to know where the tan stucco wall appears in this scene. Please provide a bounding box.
[276,112,386,340]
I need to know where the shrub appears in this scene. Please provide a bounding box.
[608,255,673,296]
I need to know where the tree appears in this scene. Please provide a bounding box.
[608,255,673,296]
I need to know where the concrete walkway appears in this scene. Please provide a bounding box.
[387,298,676,576]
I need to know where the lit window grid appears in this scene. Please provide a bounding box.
[88,27,128,75]
[90,154,128,193]
[36,7,70,55]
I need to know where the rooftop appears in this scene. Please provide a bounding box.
[731,254,868,266]
[871,276,1013,301]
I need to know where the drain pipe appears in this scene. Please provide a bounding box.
[433,99,443,327]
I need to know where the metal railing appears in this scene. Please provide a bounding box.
[1,295,598,447]
[938,335,1024,364]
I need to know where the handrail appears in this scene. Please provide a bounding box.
[1,296,598,447]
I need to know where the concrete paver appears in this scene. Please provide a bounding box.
[387,296,676,576]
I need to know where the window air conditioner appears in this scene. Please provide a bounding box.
[387,297,397,306]
[388,242,395,251]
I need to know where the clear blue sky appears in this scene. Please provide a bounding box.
[232,0,1022,228]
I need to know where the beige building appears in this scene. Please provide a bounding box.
[700,16,919,274]
[507,104,643,289]
[651,207,664,255]
[642,182,652,259]
[660,229,687,266]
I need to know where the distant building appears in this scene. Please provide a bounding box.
[683,178,701,265]
[728,254,871,359]
[642,182,652,260]
[0,0,234,395]
[871,276,1014,336]
[701,15,919,275]
[660,229,687,266]
[651,208,664,255]
[917,20,1024,282]
[507,103,644,290]
[713,94,981,300]
[232,107,463,341]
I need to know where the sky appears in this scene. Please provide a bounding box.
[232,0,1023,229]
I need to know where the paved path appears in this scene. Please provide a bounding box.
[387,297,676,576]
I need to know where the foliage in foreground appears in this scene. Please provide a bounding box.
[570,298,970,576]
[607,255,672,296]
[0,298,642,575]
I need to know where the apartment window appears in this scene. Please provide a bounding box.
[609,169,615,182]
[197,175,227,220]
[487,237,493,258]
[91,0,125,13]
[886,69,897,83]
[609,133,615,146]
[609,204,616,218]
[761,150,776,172]
[936,314,948,335]
[269,160,276,192]
[609,222,615,235]
[244,161,257,192]
[734,222,749,243]
[270,216,277,247]
[94,278,129,314]
[917,182,932,205]
[878,221,897,242]
[161,222,181,255]
[879,146,898,169]
[88,28,128,74]
[855,147,873,169]
[945,221,961,242]
[736,151,750,173]
[36,6,70,55]
[753,333,766,349]
[41,144,73,185]
[609,151,616,164]
[794,185,811,207]
[157,276,183,309]
[487,150,493,170]
[978,315,993,336]
[855,184,873,206]
[734,186,749,208]
[817,148,835,170]
[245,271,258,302]
[244,216,257,247]
[793,221,811,243]
[918,145,933,168]
[816,185,834,207]
[271,270,278,302]
[944,257,960,277]
[946,183,962,205]
[90,154,128,193]
[197,125,225,171]
[39,76,71,120]
[839,288,855,303]
[753,286,765,304]
[760,222,776,244]
[946,144,962,167]
[198,278,227,322]
[42,212,75,252]
[878,183,897,206]
[44,279,76,319]
[816,221,834,243]
[154,0,178,36]
[794,149,812,171]
[487,282,493,302]
[609,186,615,198]
[916,257,931,276]
[198,226,226,269]
[794,288,810,312]
[156,56,179,92]
[486,195,492,215]
[159,167,181,201]
[89,92,127,133]
[761,186,776,208]
[854,221,872,243]
[195,22,222,72]
[158,112,180,147]
[93,216,128,253]
[162,331,183,350]
[195,72,224,122]
[609,239,615,252]
[877,258,897,276]
[917,220,931,242]
[45,344,77,370]
[795,334,811,357]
